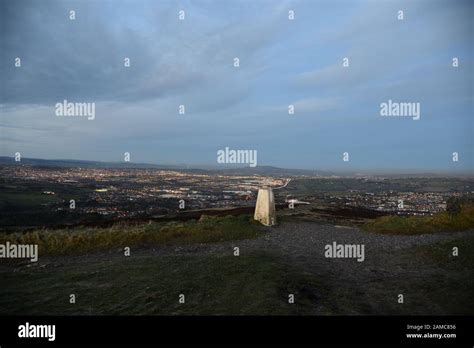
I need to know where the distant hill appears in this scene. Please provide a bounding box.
[0,156,178,170]
[0,156,332,176]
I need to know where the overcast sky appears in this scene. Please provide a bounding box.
[1,0,472,173]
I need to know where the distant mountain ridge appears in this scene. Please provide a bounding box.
[2,156,468,177]
[0,156,331,176]
[0,156,178,169]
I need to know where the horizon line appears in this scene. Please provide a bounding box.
[1,156,473,177]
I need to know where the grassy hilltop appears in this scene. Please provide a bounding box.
[1,200,473,315]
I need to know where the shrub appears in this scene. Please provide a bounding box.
[0,215,263,256]
[363,203,474,235]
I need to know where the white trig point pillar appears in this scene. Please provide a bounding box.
[254,186,276,226]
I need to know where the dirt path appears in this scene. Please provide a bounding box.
[5,222,473,315]
[35,221,472,272]
[137,222,473,314]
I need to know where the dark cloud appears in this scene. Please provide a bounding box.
[0,0,472,171]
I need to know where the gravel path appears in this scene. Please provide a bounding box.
[147,222,472,262]
[45,222,472,270]
[11,222,474,314]
[143,222,471,314]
